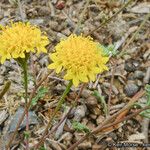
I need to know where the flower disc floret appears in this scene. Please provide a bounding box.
[48,34,109,87]
[0,22,49,63]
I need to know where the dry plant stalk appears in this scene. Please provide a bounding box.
[0,81,11,100]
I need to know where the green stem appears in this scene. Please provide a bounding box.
[52,80,73,118]
[34,80,73,149]
[21,55,29,150]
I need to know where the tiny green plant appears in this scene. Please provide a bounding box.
[39,146,47,150]
[34,34,110,149]
[93,90,108,117]
[24,131,30,139]
[31,87,48,107]
[140,84,150,118]
[72,121,90,133]
[99,44,118,57]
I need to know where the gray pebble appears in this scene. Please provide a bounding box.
[124,83,139,97]
[144,67,150,84]
[124,60,140,72]
[8,107,38,132]
[134,70,145,79]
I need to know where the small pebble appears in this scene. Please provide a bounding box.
[78,141,92,150]
[134,70,145,79]
[74,105,87,122]
[124,83,139,97]
[86,96,97,107]
[124,60,140,72]
[143,67,150,84]
[9,107,38,132]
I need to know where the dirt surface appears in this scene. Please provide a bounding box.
[0,0,150,150]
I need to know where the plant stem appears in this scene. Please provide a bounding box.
[34,80,73,149]
[31,83,86,149]
[0,80,11,100]
[22,55,29,150]
[5,72,52,150]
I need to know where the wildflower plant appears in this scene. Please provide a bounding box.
[0,21,49,148]
[48,34,109,113]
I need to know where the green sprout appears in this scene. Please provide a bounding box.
[31,87,48,107]
[99,44,118,57]
[72,121,90,133]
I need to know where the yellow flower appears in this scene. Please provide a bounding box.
[0,22,49,63]
[48,34,109,87]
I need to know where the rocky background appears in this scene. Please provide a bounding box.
[0,0,150,149]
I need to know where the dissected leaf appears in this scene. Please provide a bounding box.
[31,87,48,107]
[72,121,90,133]
[98,44,118,57]
[93,90,108,117]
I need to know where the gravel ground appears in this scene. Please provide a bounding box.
[0,0,150,150]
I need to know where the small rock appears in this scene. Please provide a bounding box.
[128,2,150,14]
[86,96,97,107]
[0,76,4,85]
[47,139,62,150]
[37,6,51,16]
[0,110,8,125]
[9,107,38,132]
[124,83,139,97]
[78,141,92,150]
[124,60,140,72]
[92,144,102,150]
[74,105,87,122]
[49,21,59,30]
[96,115,105,125]
[143,67,150,84]
[134,70,145,79]
[81,89,92,98]
[29,18,44,25]
[137,80,143,87]
[91,107,101,116]
[58,132,73,146]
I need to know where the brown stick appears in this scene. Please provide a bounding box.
[5,72,52,149]
[97,105,150,133]
[67,90,145,150]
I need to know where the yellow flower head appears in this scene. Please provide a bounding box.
[48,34,109,87]
[0,22,49,63]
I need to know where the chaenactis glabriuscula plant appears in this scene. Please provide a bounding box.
[0,21,49,149]
[34,34,109,149]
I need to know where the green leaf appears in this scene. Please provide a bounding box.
[139,84,150,118]
[24,131,30,139]
[39,146,47,150]
[93,90,108,117]
[72,121,90,133]
[31,87,48,107]
[98,44,118,57]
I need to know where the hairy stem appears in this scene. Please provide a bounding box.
[34,80,73,149]
[5,72,52,149]
[22,55,29,150]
